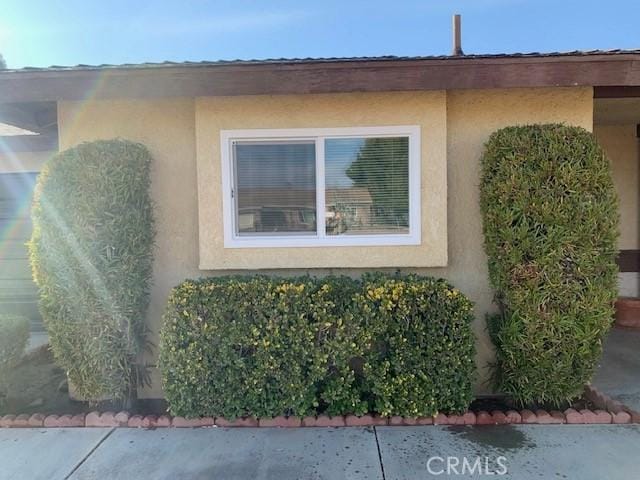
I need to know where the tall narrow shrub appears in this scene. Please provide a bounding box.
[480,124,619,406]
[29,139,155,402]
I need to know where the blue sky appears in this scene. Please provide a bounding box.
[0,0,638,68]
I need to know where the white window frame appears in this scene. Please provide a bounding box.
[220,125,421,248]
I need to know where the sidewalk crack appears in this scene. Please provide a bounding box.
[64,428,115,479]
[373,426,387,480]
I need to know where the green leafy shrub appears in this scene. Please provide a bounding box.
[0,315,30,398]
[357,274,475,416]
[480,124,619,406]
[159,273,475,418]
[29,139,155,402]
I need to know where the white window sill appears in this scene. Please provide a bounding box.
[224,232,421,249]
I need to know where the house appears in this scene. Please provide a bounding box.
[1,50,639,398]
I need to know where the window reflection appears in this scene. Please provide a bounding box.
[325,137,409,236]
[234,141,316,235]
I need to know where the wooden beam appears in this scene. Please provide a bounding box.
[1,54,640,103]
[617,250,640,272]
[594,86,640,98]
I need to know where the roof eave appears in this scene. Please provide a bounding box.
[1,54,640,103]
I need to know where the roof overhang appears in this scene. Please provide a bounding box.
[1,53,640,103]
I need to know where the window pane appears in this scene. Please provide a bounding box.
[234,141,316,236]
[325,137,409,236]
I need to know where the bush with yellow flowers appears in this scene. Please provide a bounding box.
[159,273,475,419]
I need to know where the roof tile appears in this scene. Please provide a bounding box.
[3,49,640,73]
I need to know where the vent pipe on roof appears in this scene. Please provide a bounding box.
[452,14,464,56]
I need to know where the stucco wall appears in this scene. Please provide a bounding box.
[196,92,447,269]
[56,86,593,398]
[594,124,639,297]
[594,125,638,250]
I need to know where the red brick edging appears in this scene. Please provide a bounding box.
[1,386,637,429]
[583,385,639,424]
[0,408,635,429]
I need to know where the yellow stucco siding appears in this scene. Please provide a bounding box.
[55,86,593,398]
[594,124,639,250]
[196,91,448,270]
[594,124,639,298]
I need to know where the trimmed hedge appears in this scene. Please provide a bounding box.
[0,315,29,399]
[159,274,475,418]
[480,124,619,407]
[29,139,156,403]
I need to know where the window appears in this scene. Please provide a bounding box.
[221,126,420,248]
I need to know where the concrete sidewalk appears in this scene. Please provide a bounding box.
[593,327,640,411]
[1,425,639,480]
